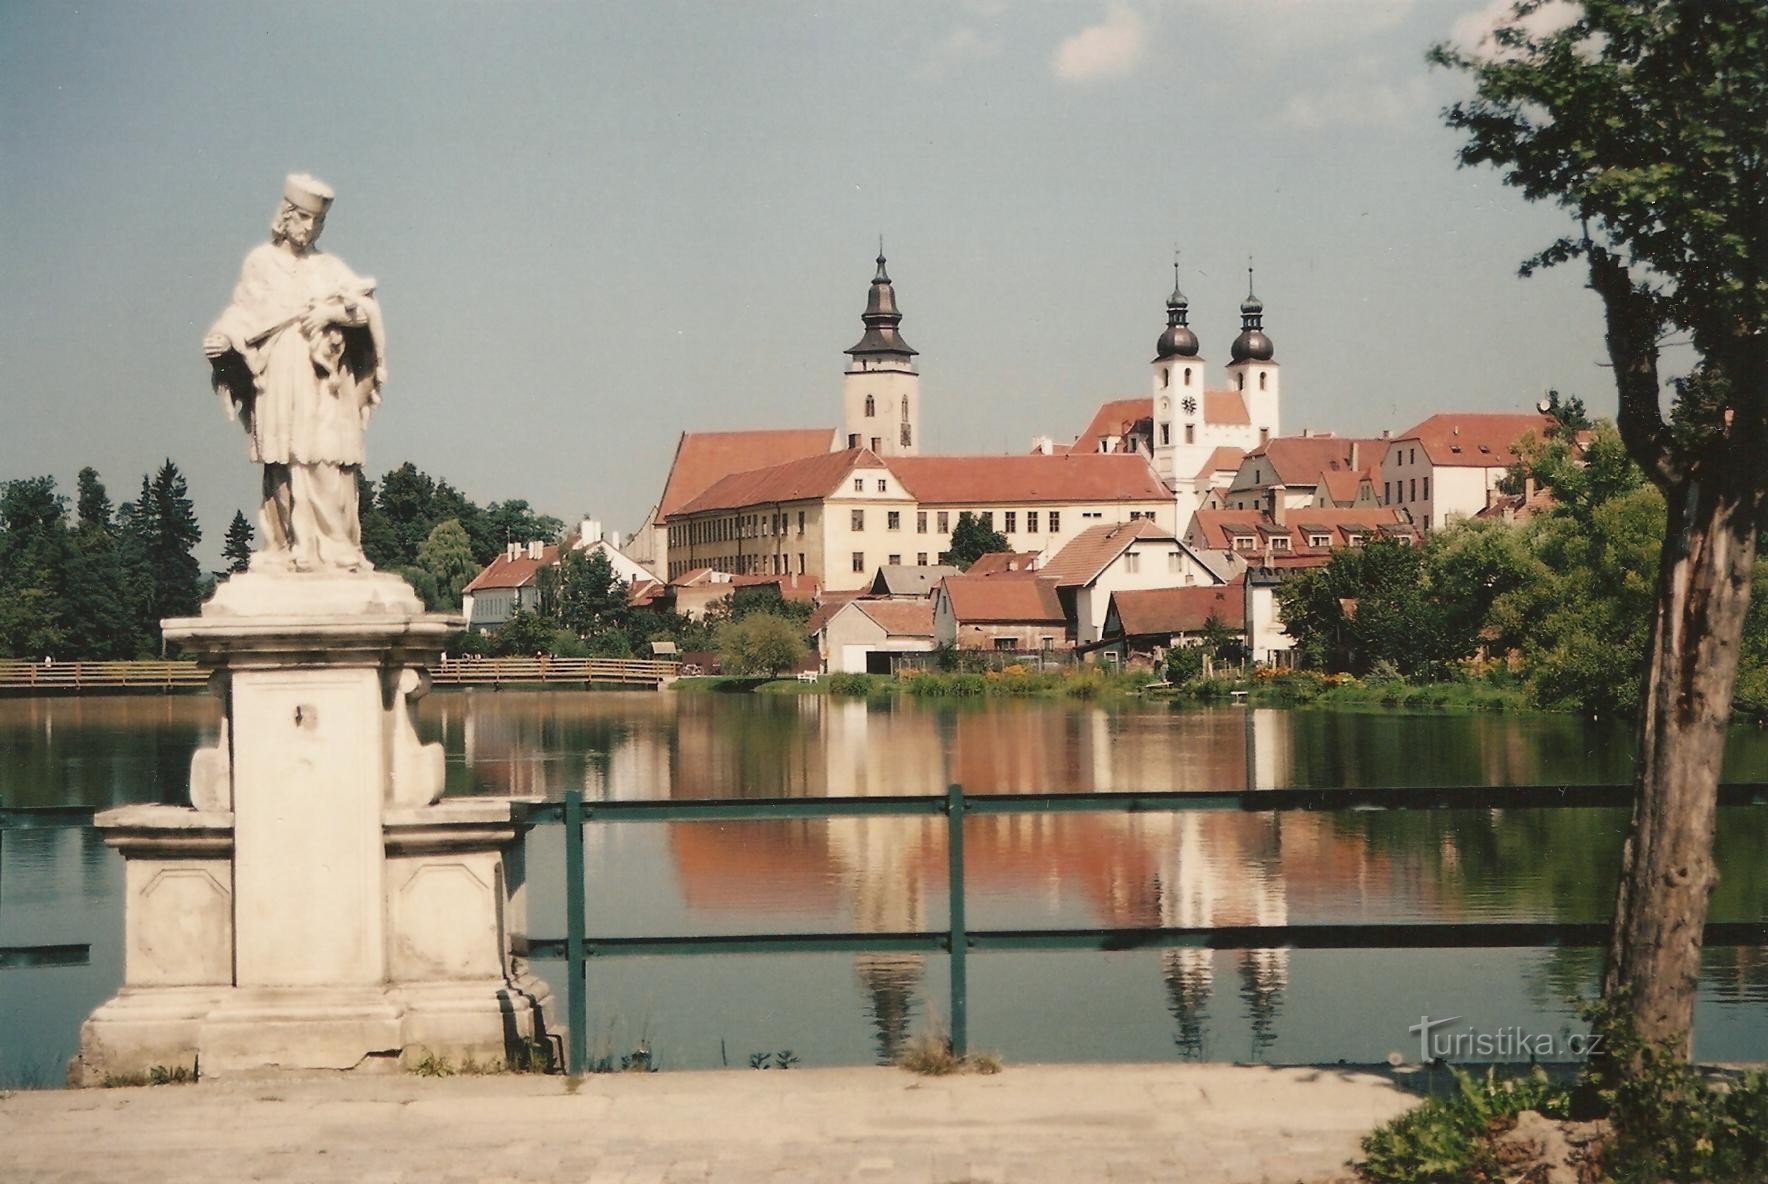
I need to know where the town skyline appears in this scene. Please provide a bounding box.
[1,1,1655,567]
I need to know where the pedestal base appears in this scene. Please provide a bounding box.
[76,978,555,1083]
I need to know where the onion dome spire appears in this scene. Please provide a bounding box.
[847,239,917,358]
[1230,258,1275,363]
[1155,249,1200,360]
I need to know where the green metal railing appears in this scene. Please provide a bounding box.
[525,782,1768,1075]
[0,804,97,970]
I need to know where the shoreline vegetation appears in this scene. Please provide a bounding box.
[671,665,1535,714]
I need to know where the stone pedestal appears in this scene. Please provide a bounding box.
[75,571,554,1083]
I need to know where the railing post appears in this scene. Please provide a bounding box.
[564,789,588,1075]
[945,781,968,1059]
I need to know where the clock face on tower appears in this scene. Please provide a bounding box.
[1181,396,1197,416]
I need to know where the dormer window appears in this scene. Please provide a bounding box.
[1269,536,1290,552]
[1308,533,1330,547]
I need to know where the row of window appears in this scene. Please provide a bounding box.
[666,553,811,580]
[671,511,809,547]
[1385,476,1429,503]
[861,395,911,420]
[845,426,913,449]
[843,509,1069,535]
[852,552,939,572]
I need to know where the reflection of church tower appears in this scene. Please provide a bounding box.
[855,954,926,1065]
[842,248,920,456]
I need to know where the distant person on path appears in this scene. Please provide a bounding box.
[202,173,386,572]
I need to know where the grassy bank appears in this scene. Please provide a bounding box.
[671,668,1152,700]
[1155,668,1531,712]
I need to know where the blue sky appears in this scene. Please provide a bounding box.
[1,1,1642,562]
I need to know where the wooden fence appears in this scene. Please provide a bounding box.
[431,656,680,688]
[0,660,208,693]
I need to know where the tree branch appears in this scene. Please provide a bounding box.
[1589,247,1679,489]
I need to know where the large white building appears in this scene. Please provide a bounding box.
[1381,412,1550,530]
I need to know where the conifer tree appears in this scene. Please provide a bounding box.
[223,510,255,574]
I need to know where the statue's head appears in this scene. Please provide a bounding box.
[270,173,334,251]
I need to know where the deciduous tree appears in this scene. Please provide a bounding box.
[1432,0,1768,1063]
[946,511,1009,571]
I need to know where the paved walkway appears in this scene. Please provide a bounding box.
[0,1063,1418,1183]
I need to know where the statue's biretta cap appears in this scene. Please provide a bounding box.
[282,173,335,214]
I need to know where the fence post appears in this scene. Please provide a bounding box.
[564,789,588,1075]
[946,781,968,1059]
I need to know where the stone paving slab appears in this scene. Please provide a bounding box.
[0,1063,1418,1183]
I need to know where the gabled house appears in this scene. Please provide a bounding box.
[868,564,960,598]
[1183,508,1416,577]
[932,576,1068,653]
[461,541,557,630]
[1037,519,1225,646]
[1381,412,1550,530]
[1096,582,1247,664]
[1222,433,1390,513]
[818,599,936,674]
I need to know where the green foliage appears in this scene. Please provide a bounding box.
[359,462,563,571]
[1428,1,1765,357]
[1582,999,1768,1183]
[1165,645,1205,685]
[488,610,561,657]
[1357,1067,1571,1184]
[554,549,631,640]
[716,611,807,677]
[946,511,1010,571]
[222,510,254,574]
[415,518,478,609]
[826,672,879,696]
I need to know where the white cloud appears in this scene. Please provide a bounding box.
[1194,0,1415,56]
[1277,75,1433,131]
[1051,5,1146,84]
[1451,0,1580,56]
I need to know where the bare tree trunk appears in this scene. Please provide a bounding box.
[1600,476,1759,1063]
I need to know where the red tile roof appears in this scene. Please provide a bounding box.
[1194,446,1245,480]
[805,590,863,637]
[463,545,560,593]
[1238,436,1390,489]
[1039,519,1177,588]
[656,428,836,518]
[1204,389,1250,426]
[1390,413,1551,467]
[1187,508,1412,553]
[852,600,936,637]
[888,453,1170,505]
[1074,398,1151,453]
[1109,584,1245,637]
[673,448,885,516]
[937,576,1065,625]
[966,551,1043,578]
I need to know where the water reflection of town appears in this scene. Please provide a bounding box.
[428,692,1768,1065]
[435,696,1387,1062]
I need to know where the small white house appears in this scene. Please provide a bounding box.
[818,599,936,674]
[1036,519,1224,646]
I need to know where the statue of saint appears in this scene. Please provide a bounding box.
[203,174,386,572]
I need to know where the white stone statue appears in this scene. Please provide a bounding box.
[203,174,387,572]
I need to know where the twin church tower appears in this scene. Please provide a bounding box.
[837,250,1279,484]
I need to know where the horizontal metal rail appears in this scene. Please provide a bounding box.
[0,943,91,969]
[0,805,100,830]
[521,782,1768,824]
[527,920,1768,962]
[539,782,1768,1075]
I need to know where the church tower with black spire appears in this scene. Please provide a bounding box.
[842,247,920,456]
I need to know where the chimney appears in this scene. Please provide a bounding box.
[1349,442,1360,470]
[580,517,602,543]
[1301,427,1312,439]
[1269,489,1286,526]
[610,530,622,550]
[505,541,520,562]
[1524,475,1537,502]
[1381,429,1392,439]
[1031,435,1054,456]
[527,540,544,560]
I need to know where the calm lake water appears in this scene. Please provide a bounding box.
[2,690,1765,1084]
